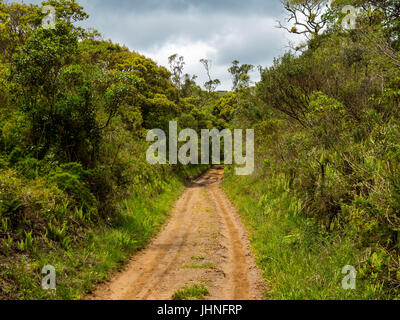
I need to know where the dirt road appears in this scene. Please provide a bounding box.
[90,166,266,300]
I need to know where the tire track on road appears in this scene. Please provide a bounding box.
[90,166,266,300]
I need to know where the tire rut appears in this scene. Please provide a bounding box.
[89,166,266,300]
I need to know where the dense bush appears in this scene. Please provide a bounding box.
[0,0,216,299]
[221,0,400,297]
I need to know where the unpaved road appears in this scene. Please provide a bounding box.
[90,166,266,300]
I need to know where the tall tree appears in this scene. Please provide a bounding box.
[168,54,185,89]
[278,0,329,40]
[228,60,254,91]
[200,58,221,92]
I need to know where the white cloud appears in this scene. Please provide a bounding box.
[142,39,218,88]
[18,0,305,90]
[84,10,297,90]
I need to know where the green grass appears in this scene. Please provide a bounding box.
[171,284,210,300]
[181,263,217,270]
[0,165,209,300]
[222,171,389,300]
[191,256,206,262]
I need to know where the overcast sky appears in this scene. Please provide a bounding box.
[19,0,299,90]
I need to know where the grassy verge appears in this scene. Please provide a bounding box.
[0,165,209,300]
[222,171,390,300]
[171,284,210,300]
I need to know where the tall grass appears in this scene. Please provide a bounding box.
[222,171,390,300]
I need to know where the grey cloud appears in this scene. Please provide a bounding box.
[80,0,285,16]
[211,18,287,65]
[19,0,295,89]
[79,10,288,58]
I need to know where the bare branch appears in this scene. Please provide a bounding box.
[278,0,328,39]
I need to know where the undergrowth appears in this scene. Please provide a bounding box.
[0,165,208,300]
[222,170,396,300]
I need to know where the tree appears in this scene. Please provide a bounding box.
[10,21,101,165]
[200,58,221,92]
[0,0,92,59]
[181,73,199,98]
[228,60,254,91]
[42,0,92,39]
[257,53,317,126]
[361,0,400,49]
[168,54,185,89]
[42,0,89,23]
[278,0,329,40]
[0,1,41,57]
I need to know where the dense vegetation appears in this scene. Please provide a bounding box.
[0,0,215,299]
[223,0,400,299]
[1,0,400,300]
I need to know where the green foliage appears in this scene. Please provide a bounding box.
[220,3,400,298]
[0,165,205,299]
[171,284,210,300]
[49,170,96,213]
[6,0,400,301]
[223,171,390,299]
[213,92,237,123]
[0,0,215,299]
